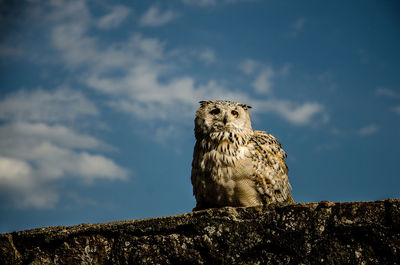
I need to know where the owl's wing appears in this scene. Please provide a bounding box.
[249,130,293,204]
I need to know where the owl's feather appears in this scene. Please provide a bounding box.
[249,130,293,204]
[191,100,293,210]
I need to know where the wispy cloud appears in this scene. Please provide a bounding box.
[0,156,57,209]
[292,17,306,31]
[375,88,400,116]
[375,87,400,99]
[0,88,98,122]
[0,88,128,209]
[139,5,179,27]
[198,48,216,64]
[239,59,325,125]
[182,0,217,6]
[252,67,274,94]
[393,106,400,116]
[32,0,327,130]
[240,59,291,94]
[97,5,131,29]
[182,0,253,7]
[287,17,306,38]
[239,59,260,75]
[51,24,97,67]
[255,100,327,126]
[358,124,379,136]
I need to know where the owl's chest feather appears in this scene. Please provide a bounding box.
[200,137,243,162]
[194,136,259,207]
[198,136,251,182]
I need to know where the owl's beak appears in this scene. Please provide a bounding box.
[223,115,228,125]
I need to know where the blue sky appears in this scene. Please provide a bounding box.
[0,0,399,233]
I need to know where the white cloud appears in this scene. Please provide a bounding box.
[52,16,165,69]
[78,153,128,182]
[252,67,274,94]
[358,124,379,136]
[52,21,326,126]
[97,5,131,29]
[89,66,259,121]
[198,48,216,64]
[153,125,181,143]
[139,5,179,27]
[44,0,91,24]
[0,122,129,208]
[182,0,252,6]
[240,59,291,77]
[375,88,400,117]
[0,156,59,208]
[282,102,327,125]
[376,88,400,99]
[51,23,98,67]
[0,88,98,122]
[255,100,327,126]
[239,59,259,75]
[241,60,291,94]
[0,122,107,152]
[0,157,32,183]
[182,0,217,6]
[0,87,128,208]
[28,141,128,181]
[40,0,327,128]
[47,0,132,69]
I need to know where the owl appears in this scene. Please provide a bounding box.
[191,100,293,211]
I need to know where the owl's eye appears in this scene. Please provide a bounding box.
[231,110,239,118]
[210,108,220,115]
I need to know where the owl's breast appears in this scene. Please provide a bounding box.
[192,139,257,207]
[199,140,249,173]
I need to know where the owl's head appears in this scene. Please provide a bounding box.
[194,100,253,139]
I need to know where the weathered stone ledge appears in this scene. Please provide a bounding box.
[1,199,399,264]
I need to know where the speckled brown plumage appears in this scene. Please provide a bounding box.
[191,100,293,210]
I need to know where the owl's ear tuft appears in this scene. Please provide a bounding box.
[239,104,252,110]
[199,101,211,107]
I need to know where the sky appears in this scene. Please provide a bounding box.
[0,0,399,233]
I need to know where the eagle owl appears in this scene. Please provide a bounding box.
[191,100,293,210]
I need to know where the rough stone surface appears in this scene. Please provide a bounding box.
[1,199,399,264]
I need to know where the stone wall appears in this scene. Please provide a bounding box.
[1,199,399,264]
